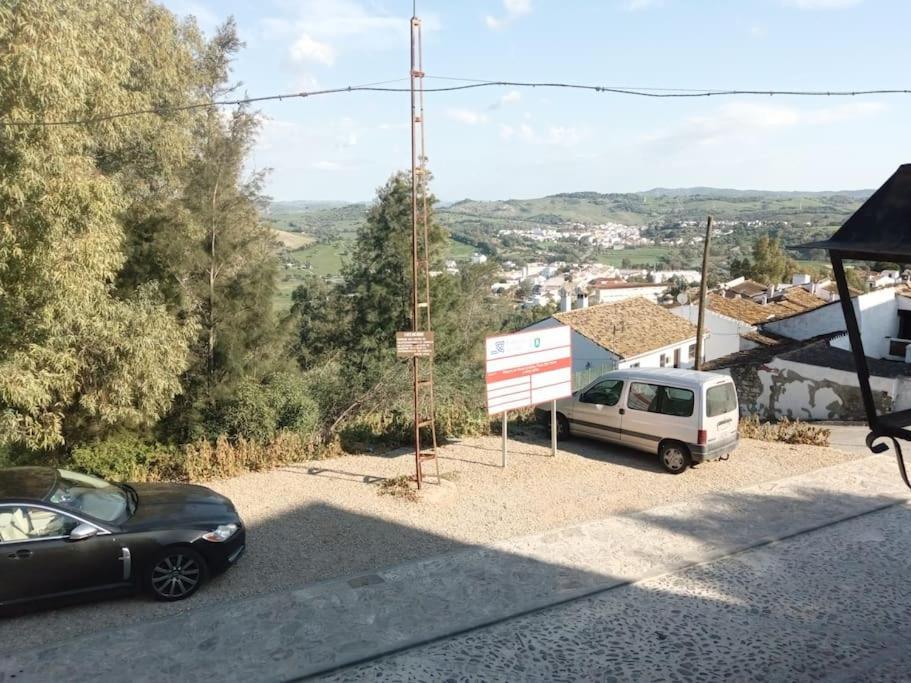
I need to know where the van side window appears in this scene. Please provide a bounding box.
[628,383,694,417]
[580,379,624,406]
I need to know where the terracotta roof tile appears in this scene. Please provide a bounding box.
[705,287,827,325]
[553,297,698,359]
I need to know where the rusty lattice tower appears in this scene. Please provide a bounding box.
[408,7,439,488]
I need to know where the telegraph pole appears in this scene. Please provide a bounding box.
[694,215,712,370]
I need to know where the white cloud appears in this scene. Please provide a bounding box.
[645,101,886,151]
[499,121,586,146]
[447,108,489,125]
[750,25,767,38]
[485,0,532,30]
[312,160,344,171]
[166,0,220,34]
[500,90,522,105]
[488,89,522,110]
[264,0,440,73]
[624,0,663,10]
[290,34,336,66]
[783,0,862,8]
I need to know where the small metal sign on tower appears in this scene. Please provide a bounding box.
[401,4,439,489]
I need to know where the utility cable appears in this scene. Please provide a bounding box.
[3,78,909,127]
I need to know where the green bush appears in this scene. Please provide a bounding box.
[215,379,280,443]
[70,434,185,482]
[212,373,320,444]
[267,372,320,438]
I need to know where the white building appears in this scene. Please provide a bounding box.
[587,279,667,305]
[522,297,704,377]
[670,288,828,362]
[470,253,488,264]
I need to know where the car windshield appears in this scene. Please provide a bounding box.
[46,469,132,523]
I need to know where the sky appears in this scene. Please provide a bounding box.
[160,0,911,202]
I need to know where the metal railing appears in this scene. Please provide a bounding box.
[572,362,617,390]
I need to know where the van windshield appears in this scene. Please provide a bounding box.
[706,383,737,417]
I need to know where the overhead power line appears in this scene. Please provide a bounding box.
[2,77,909,127]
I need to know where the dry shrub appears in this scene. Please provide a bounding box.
[739,415,830,447]
[183,432,322,482]
[377,474,419,502]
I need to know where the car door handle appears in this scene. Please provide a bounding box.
[619,408,625,415]
[7,549,32,560]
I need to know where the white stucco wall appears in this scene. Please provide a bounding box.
[523,317,698,375]
[670,305,752,361]
[593,286,666,304]
[616,339,698,370]
[762,288,899,360]
[523,317,619,374]
[744,356,898,421]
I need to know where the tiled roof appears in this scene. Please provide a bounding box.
[588,279,664,290]
[705,288,828,325]
[702,331,847,371]
[553,297,698,359]
[741,330,791,347]
[729,279,768,297]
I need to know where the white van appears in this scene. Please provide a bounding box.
[536,368,739,474]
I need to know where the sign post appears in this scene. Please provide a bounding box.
[551,399,557,456]
[396,331,434,358]
[502,412,508,468]
[485,326,573,466]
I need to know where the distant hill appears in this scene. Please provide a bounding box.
[267,186,871,247]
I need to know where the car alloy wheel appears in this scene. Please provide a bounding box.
[151,552,202,600]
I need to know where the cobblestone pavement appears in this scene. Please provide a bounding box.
[320,501,911,682]
[1,455,907,682]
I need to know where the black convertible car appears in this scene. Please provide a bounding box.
[0,466,245,611]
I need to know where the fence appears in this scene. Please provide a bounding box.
[572,363,616,391]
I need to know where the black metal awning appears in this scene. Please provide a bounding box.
[792,163,911,259]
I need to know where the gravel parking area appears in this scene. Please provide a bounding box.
[1,429,862,652]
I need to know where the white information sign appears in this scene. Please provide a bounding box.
[485,326,573,415]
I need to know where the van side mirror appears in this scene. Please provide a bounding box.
[69,523,98,541]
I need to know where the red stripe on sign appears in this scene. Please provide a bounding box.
[486,356,572,384]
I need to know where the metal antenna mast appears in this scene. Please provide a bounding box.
[409,5,439,489]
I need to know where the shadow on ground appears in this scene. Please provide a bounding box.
[2,459,908,683]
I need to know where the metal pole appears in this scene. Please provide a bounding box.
[409,10,422,489]
[694,215,713,370]
[502,411,508,468]
[551,400,557,457]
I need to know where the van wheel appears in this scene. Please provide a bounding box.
[659,441,691,474]
[556,414,571,440]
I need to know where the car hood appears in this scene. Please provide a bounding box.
[121,482,240,531]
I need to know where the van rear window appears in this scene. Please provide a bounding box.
[706,383,737,417]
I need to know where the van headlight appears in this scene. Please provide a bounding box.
[202,523,238,542]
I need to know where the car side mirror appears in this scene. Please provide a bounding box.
[69,523,98,541]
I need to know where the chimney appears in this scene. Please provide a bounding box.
[576,286,589,310]
[559,287,571,313]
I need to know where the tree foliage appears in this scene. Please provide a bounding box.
[748,235,798,285]
[0,0,206,449]
[0,2,283,452]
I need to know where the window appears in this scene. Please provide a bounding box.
[706,383,738,417]
[0,507,79,543]
[48,469,130,523]
[688,344,697,361]
[580,379,624,406]
[628,383,694,417]
[659,355,667,367]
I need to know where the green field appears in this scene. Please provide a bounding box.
[447,238,476,260]
[595,246,673,266]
